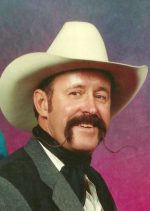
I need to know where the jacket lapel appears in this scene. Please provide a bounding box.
[52,173,84,211]
[25,136,84,211]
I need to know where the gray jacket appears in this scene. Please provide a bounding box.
[0,136,117,211]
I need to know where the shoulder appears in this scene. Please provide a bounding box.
[0,139,55,210]
[0,141,40,189]
[0,146,34,176]
[0,146,35,210]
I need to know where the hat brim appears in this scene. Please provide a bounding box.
[0,52,148,132]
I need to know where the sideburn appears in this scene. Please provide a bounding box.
[46,88,54,113]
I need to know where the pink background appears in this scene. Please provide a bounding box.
[0,1,150,210]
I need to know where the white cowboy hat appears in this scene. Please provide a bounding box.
[0,21,148,132]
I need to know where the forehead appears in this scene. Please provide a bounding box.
[51,70,112,88]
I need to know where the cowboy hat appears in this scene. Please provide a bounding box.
[0,22,148,132]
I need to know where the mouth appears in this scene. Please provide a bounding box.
[65,114,106,143]
[78,123,94,128]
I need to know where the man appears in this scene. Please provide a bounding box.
[0,22,148,211]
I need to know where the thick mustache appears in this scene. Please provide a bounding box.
[64,114,107,142]
[66,114,106,130]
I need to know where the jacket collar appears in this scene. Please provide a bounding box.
[24,136,84,211]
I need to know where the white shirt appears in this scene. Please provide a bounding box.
[40,143,104,211]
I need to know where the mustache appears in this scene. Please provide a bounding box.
[64,114,107,143]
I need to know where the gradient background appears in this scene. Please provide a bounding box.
[0,0,150,210]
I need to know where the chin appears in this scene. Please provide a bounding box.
[65,127,100,154]
[70,140,99,155]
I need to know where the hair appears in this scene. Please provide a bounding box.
[33,68,115,118]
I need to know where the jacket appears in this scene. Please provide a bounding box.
[0,136,117,211]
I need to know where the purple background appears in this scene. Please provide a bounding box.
[0,1,150,210]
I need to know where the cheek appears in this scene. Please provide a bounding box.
[57,99,81,120]
[51,101,80,129]
[98,105,111,128]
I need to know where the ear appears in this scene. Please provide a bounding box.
[33,89,48,117]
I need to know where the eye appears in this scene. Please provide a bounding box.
[95,94,107,102]
[96,95,106,99]
[70,91,81,96]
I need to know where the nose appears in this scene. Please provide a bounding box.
[80,94,98,115]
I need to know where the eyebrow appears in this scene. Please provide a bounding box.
[97,87,110,94]
[66,84,110,94]
[67,84,86,90]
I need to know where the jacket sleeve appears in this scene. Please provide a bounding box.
[0,176,32,211]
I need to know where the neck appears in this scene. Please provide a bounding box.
[32,124,92,167]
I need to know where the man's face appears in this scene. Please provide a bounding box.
[46,71,111,155]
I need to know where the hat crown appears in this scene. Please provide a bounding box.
[47,22,108,62]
